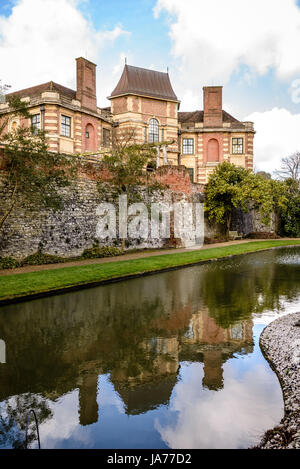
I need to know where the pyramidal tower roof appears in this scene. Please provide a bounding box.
[109,64,179,102]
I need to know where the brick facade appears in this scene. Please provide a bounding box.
[0,59,255,184]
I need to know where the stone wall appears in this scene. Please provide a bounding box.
[231,206,278,236]
[0,164,276,260]
[0,166,208,259]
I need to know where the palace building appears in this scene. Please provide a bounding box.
[0,57,255,184]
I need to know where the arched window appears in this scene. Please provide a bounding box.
[207,138,219,162]
[9,119,19,132]
[148,118,159,143]
[84,123,95,151]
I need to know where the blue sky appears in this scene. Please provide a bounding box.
[1,0,300,171]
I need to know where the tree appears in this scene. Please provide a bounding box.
[278,178,300,237]
[205,163,248,235]
[275,152,300,181]
[255,170,271,180]
[0,89,77,233]
[96,128,164,250]
[0,81,29,135]
[205,162,287,237]
[0,394,52,449]
[273,154,300,237]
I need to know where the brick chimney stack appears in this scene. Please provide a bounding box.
[76,57,97,111]
[203,86,223,127]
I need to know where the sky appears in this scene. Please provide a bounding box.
[1,0,300,171]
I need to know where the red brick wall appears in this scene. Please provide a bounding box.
[112,96,128,114]
[80,163,204,195]
[76,57,97,111]
[203,133,223,163]
[132,96,139,112]
[203,86,223,127]
[154,165,204,194]
[141,97,167,117]
[81,114,99,152]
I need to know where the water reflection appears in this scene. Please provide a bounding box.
[0,247,299,448]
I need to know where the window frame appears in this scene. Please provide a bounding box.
[182,138,194,155]
[232,137,244,155]
[148,118,159,143]
[61,114,72,138]
[31,113,41,134]
[186,167,194,182]
[102,127,111,147]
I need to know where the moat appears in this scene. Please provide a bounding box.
[0,247,299,449]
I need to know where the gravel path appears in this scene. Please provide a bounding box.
[258,312,300,449]
[1,239,299,277]
[0,239,273,276]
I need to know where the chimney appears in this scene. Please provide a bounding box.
[76,57,97,111]
[203,86,223,127]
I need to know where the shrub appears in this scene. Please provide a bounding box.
[0,256,21,270]
[204,236,228,244]
[81,245,122,259]
[22,251,67,265]
[245,232,280,239]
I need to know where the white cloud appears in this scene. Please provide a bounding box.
[156,362,282,449]
[0,0,129,102]
[244,107,300,173]
[154,0,300,86]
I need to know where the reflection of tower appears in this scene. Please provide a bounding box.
[202,351,224,390]
[181,309,254,391]
[78,374,99,426]
[0,339,5,364]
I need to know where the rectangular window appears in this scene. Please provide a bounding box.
[144,127,147,143]
[103,128,110,147]
[161,128,164,142]
[31,114,40,134]
[182,138,194,155]
[61,115,71,137]
[232,137,244,154]
[187,168,194,182]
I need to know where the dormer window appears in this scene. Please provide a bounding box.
[148,118,159,143]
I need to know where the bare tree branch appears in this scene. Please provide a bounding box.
[275,152,300,181]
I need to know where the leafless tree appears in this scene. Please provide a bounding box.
[275,152,300,181]
[0,80,11,104]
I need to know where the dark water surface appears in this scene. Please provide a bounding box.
[0,247,300,449]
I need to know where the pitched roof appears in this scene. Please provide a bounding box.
[178,110,204,123]
[178,109,244,127]
[109,65,179,102]
[7,81,76,100]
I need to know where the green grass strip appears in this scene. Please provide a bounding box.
[0,240,299,301]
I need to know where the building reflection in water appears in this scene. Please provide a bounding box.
[181,311,253,390]
[0,247,298,447]
[76,309,253,422]
[0,303,253,429]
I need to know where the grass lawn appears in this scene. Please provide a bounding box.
[0,240,300,302]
